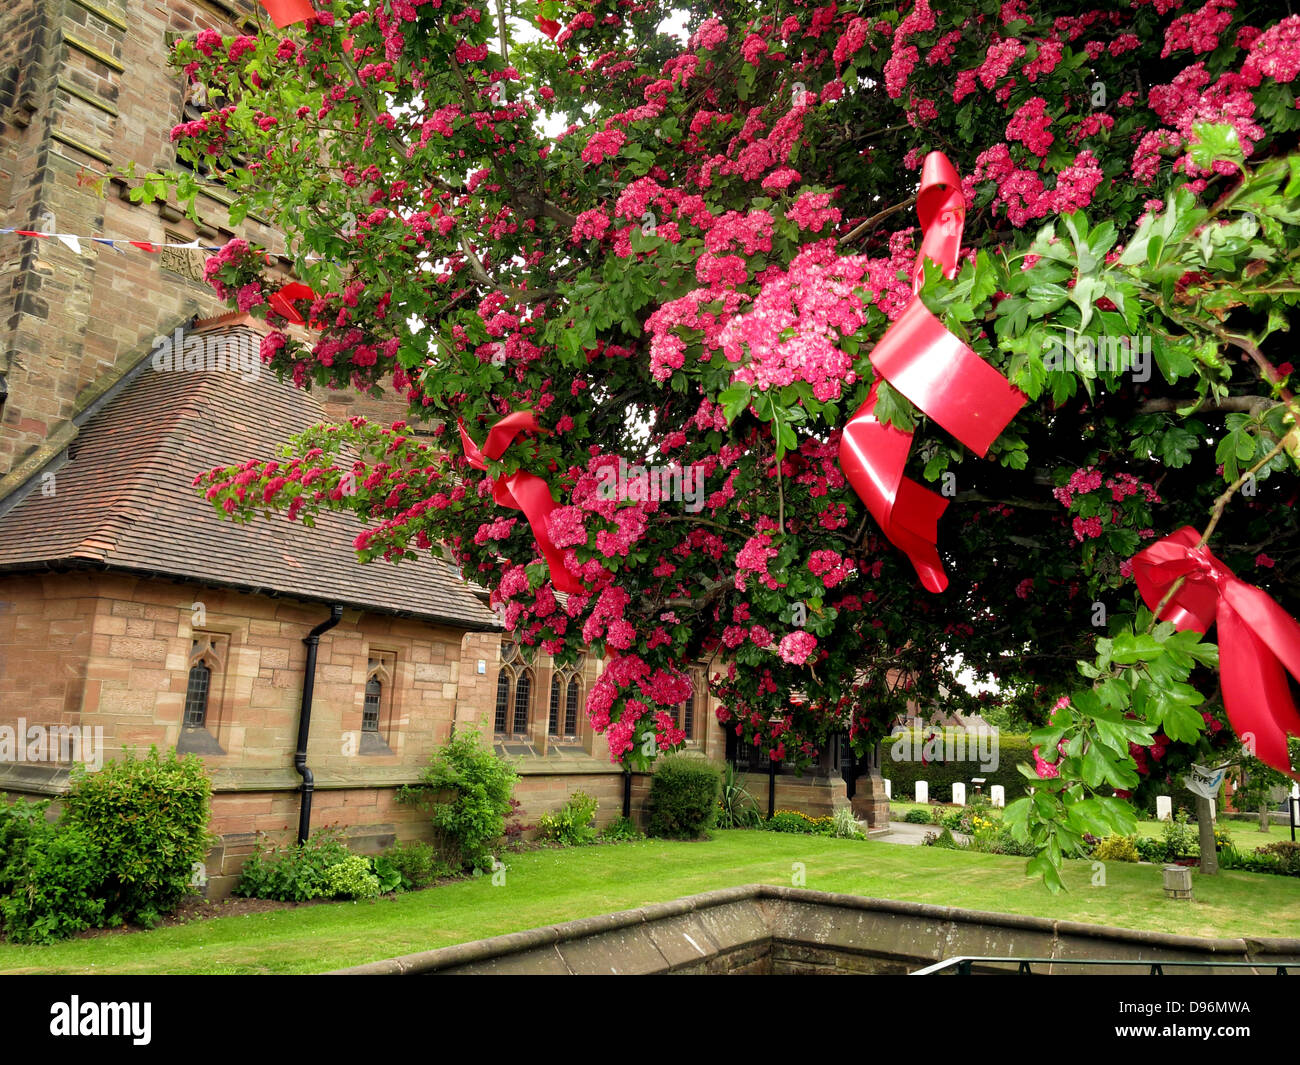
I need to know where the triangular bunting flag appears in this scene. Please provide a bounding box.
[55,234,83,254]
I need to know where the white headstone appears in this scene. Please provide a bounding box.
[915,780,928,804]
[1156,795,1172,821]
[884,778,892,799]
[951,782,966,806]
[990,785,1005,808]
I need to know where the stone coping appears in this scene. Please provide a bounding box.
[0,759,639,797]
[328,883,1300,975]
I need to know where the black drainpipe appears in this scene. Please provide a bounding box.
[295,604,343,845]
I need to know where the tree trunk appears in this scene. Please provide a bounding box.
[1197,795,1219,875]
[1260,803,1271,832]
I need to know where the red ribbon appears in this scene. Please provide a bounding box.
[459,412,585,594]
[1134,526,1300,776]
[268,282,319,327]
[838,151,1026,593]
[258,0,317,28]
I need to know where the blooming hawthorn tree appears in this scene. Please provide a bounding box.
[144,0,1300,887]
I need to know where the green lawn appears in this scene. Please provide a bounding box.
[2,830,1298,975]
[889,800,1294,851]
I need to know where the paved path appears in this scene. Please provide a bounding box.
[869,821,970,846]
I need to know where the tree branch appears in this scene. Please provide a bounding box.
[1137,396,1277,416]
[838,195,917,246]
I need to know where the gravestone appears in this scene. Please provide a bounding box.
[1156,795,1172,821]
[951,782,966,806]
[990,785,1005,808]
[915,781,928,804]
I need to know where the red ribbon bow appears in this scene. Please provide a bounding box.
[838,151,1026,593]
[1134,526,1300,776]
[459,412,585,594]
[258,0,316,28]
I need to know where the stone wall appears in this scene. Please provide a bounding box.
[331,884,1300,975]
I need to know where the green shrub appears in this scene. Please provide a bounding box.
[763,809,835,835]
[1135,835,1168,863]
[882,731,1035,803]
[0,797,49,899]
[966,823,1037,856]
[1161,809,1199,860]
[0,814,105,944]
[923,827,959,849]
[382,840,453,890]
[369,855,403,894]
[63,747,213,927]
[235,827,351,901]
[717,762,762,828]
[1257,841,1300,875]
[903,808,931,825]
[537,790,599,846]
[1092,835,1140,862]
[830,806,866,839]
[646,756,722,839]
[323,855,381,900]
[764,809,818,834]
[600,816,644,842]
[399,727,519,871]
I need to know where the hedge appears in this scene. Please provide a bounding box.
[881,730,1034,804]
[646,755,722,839]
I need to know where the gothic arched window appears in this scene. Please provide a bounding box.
[549,656,585,740]
[495,640,534,739]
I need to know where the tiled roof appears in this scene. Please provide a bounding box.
[0,325,500,631]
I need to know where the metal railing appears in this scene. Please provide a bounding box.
[912,956,1296,975]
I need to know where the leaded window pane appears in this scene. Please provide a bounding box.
[565,678,580,735]
[363,676,381,732]
[184,663,210,728]
[494,671,510,733]
[549,676,561,735]
[513,672,531,734]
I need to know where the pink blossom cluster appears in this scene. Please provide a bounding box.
[807,549,851,588]
[1005,97,1054,156]
[777,631,818,665]
[1243,16,1300,82]
[718,240,895,401]
[786,191,842,233]
[581,128,626,166]
[1161,0,1237,58]
[1053,466,1103,508]
[734,533,780,592]
[645,287,751,382]
[967,144,1104,227]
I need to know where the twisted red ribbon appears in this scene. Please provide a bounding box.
[838,151,1026,593]
[459,412,585,595]
[268,282,318,327]
[1134,526,1300,776]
